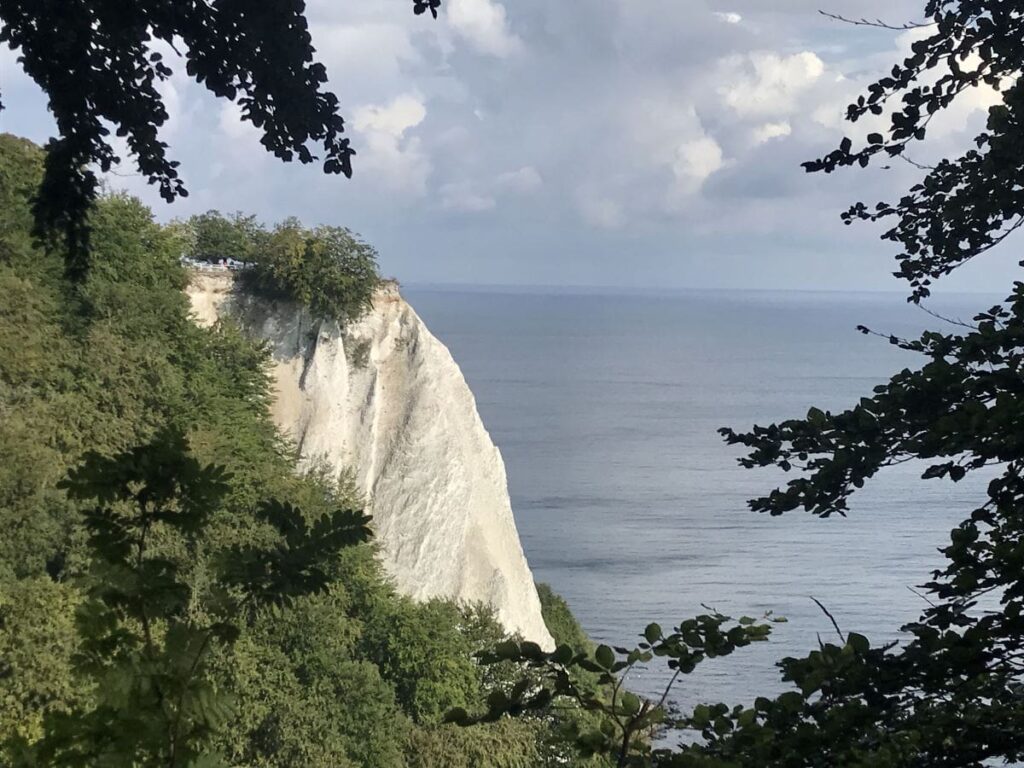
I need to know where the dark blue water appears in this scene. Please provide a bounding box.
[406,287,992,715]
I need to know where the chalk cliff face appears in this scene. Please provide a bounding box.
[187,272,553,649]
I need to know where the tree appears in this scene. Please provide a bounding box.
[460,3,1024,765]
[241,219,381,324]
[0,0,443,276]
[189,211,265,264]
[0,134,591,767]
[5,430,372,767]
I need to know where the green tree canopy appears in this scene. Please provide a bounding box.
[0,133,592,768]
[189,211,265,264]
[0,0,442,276]
[241,219,381,324]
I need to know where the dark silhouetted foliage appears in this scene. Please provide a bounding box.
[463,4,1024,766]
[0,0,440,276]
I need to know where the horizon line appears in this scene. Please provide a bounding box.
[399,280,1004,298]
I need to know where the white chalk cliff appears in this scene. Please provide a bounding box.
[187,272,553,649]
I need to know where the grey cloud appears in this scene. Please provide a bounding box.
[0,0,1010,294]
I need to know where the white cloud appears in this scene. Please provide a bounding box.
[446,0,522,57]
[714,11,742,24]
[624,100,723,203]
[438,166,541,212]
[351,94,431,194]
[311,22,422,102]
[218,103,261,143]
[577,192,624,229]
[353,94,427,137]
[673,136,723,183]
[752,121,792,144]
[440,181,496,212]
[720,51,825,118]
[496,166,543,193]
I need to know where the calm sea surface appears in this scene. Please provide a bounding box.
[405,286,993,719]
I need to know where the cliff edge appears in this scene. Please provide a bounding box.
[187,271,554,649]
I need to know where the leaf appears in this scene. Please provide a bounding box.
[621,691,642,715]
[692,704,711,727]
[847,632,870,654]
[595,644,615,670]
[644,622,663,642]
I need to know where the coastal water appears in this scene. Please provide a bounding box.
[406,286,992,724]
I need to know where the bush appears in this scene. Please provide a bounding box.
[188,210,265,263]
[243,219,380,324]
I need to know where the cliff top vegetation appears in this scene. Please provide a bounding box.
[179,209,381,325]
[0,133,607,768]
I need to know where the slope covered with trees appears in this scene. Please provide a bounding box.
[0,134,600,767]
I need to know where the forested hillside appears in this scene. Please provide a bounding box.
[0,134,607,767]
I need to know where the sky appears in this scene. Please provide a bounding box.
[1,0,1019,293]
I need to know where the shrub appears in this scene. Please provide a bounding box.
[244,219,380,324]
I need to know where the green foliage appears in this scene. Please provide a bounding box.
[188,211,265,264]
[538,583,595,651]
[406,720,544,768]
[0,577,84,743]
[213,587,408,768]
[0,134,587,767]
[464,4,1024,767]
[361,598,483,724]
[450,610,778,768]
[0,2,440,274]
[7,431,372,767]
[241,218,381,324]
[179,209,380,324]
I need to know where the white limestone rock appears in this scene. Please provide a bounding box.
[187,272,553,648]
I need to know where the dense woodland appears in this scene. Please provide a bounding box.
[0,134,613,767]
[4,0,1024,765]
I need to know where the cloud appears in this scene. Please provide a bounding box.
[440,181,496,212]
[353,94,427,136]
[351,94,431,194]
[720,51,826,118]
[446,0,522,57]
[218,102,261,143]
[577,192,624,229]
[17,0,1003,292]
[752,121,792,144]
[311,21,423,103]
[673,136,724,184]
[438,166,541,212]
[496,166,543,193]
[665,134,725,210]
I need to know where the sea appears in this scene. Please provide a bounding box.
[405,286,995,725]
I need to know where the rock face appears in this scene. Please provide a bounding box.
[187,272,553,649]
